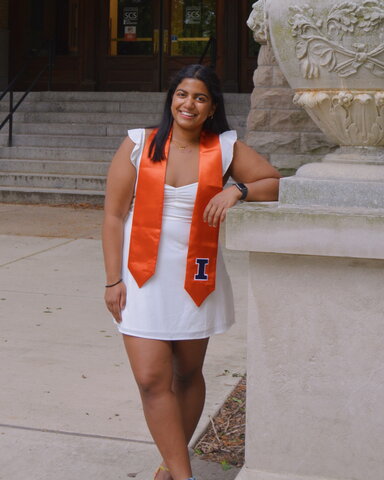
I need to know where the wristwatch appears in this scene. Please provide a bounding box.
[234,182,248,201]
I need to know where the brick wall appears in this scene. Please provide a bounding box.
[245,44,337,176]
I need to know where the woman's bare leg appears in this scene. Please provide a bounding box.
[157,338,210,480]
[123,335,192,480]
[172,338,209,442]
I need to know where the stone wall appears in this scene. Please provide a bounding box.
[245,44,337,176]
[0,0,9,89]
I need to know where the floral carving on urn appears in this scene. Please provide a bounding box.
[266,0,384,89]
[294,90,384,146]
[289,2,384,80]
[264,0,384,152]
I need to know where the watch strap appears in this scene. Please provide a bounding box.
[234,182,248,200]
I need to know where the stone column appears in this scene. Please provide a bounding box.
[229,2,384,480]
[0,0,9,89]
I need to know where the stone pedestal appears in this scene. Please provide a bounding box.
[227,203,384,480]
[237,1,384,479]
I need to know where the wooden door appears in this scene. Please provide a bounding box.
[98,0,218,91]
[97,0,162,91]
[9,0,90,91]
[162,0,217,89]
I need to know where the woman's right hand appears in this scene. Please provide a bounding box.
[104,282,127,323]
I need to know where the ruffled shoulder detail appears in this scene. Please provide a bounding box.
[127,128,146,168]
[219,130,237,175]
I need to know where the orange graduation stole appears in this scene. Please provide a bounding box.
[127,129,223,307]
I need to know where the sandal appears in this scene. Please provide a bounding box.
[154,464,170,480]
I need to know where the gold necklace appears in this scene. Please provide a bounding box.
[172,139,190,150]
[172,138,198,151]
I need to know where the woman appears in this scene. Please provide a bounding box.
[102,64,280,480]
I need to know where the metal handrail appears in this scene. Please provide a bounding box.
[198,36,217,69]
[0,40,55,146]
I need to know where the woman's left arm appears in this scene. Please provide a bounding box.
[204,140,281,227]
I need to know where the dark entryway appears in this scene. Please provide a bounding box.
[9,0,259,92]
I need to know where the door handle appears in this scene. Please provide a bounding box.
[163,29,169,53]
[154,29,159,54]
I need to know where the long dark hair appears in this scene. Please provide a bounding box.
[149,64,231,162]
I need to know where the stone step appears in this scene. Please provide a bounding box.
[1,102,249,117]
[2,90,250,104]
[0,172,105,190]
[0,100,164,114]
[1,97,249,116]
[1,120,245,143]
[3,122,138,137]
[0,91,250,206]
[0,186,104,206]
[39,91,167,102]
[38,91,250,104]
[1,91,166,103]
[0,133,121,149]
[4,111,246,129]
[2,111,160,126]
[0,145,114,161]
[0,159,109,176]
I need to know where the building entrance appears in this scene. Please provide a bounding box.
[9,0,258,92]
[103,0,216,91]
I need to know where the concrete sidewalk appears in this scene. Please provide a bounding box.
[0,203,248,480]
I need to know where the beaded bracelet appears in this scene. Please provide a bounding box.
[105,278,123,288]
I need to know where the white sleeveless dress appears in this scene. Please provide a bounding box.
[115,128,236,340]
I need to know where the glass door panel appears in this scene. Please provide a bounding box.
[101,0,161,90]
[170,0,216,57]
[109,0,155,56]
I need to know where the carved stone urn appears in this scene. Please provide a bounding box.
[263,0,384,208]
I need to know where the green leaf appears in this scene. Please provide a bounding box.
[231,397,243,404]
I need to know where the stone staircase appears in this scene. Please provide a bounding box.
[0,91,250,205]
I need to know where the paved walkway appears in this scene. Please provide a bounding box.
[0,203,248,480]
